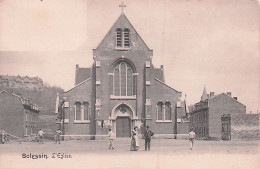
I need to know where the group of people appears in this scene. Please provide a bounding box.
[108,126,196,151]
[37,128,62,144]
[108,125,155,151]
[29,128,61,144]
[130,126,155,151]
[2,126,196,150]
[0,128,61,144]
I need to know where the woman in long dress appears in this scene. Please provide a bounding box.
[130,126,139,151]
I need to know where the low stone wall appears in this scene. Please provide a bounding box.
[231,114,259,140]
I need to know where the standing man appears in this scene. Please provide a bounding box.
[55,128,62,144]
[108,129,115,149]
[188,128,196,150]
[38,129,44,144]
[144,126,154,151]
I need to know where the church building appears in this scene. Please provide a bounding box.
[58,6,188,139]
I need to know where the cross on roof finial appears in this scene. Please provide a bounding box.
[119,2,126,13]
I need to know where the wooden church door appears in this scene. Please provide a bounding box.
[116,117,130,137]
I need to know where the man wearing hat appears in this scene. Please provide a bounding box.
[144,126,154,151]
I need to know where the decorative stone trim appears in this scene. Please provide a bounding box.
[95,99,101,105]
[145,61,150,68]
[115,47,131,51]
[96,61,100,67]
[156,120,172,123]
[110,95,136,99]
[73,120,90,124]
[145,99,151,105]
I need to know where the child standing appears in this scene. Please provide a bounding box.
[38,129,44,144]
[188,129,196,150]
[108,129,115,149]
[55,128,62,144]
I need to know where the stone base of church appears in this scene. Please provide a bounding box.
[62,135,104,141]
[152,134,189,140]
[61,134,190,140]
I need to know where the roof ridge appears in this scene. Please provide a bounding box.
[154,78,181,93]
[209,93,245,107]
[64,78,91,93]
[0,90,24,103]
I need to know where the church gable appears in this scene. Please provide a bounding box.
[153,78,181,98]
[94,13,152,55]
[64,78,92,98]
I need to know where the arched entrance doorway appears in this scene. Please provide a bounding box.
[113,104,133,137]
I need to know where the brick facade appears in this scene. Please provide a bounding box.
[58,12,189,139]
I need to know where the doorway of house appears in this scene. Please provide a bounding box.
[221,114,231,140]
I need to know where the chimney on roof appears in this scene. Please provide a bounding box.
[210,92,215,98]
[160,65,163,69]
[233,97,237,100]
[227,92,232,97]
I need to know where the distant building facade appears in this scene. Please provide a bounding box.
[0,90,40,138]
[0,75,43,91]
[58,10,189,139]
[189,87,248,140]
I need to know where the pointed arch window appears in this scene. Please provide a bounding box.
[112,62,135,97]
[127,67,133,96]
[120,63,126,96]
[114,68,120,96]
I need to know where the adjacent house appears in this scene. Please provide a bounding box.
[189,87,259,140]
[0,90,40,138]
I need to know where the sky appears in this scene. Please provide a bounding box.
[0,0,259,113]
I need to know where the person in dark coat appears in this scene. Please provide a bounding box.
[144,126,154,151]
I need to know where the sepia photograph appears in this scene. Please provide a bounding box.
[0,0,259,169]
